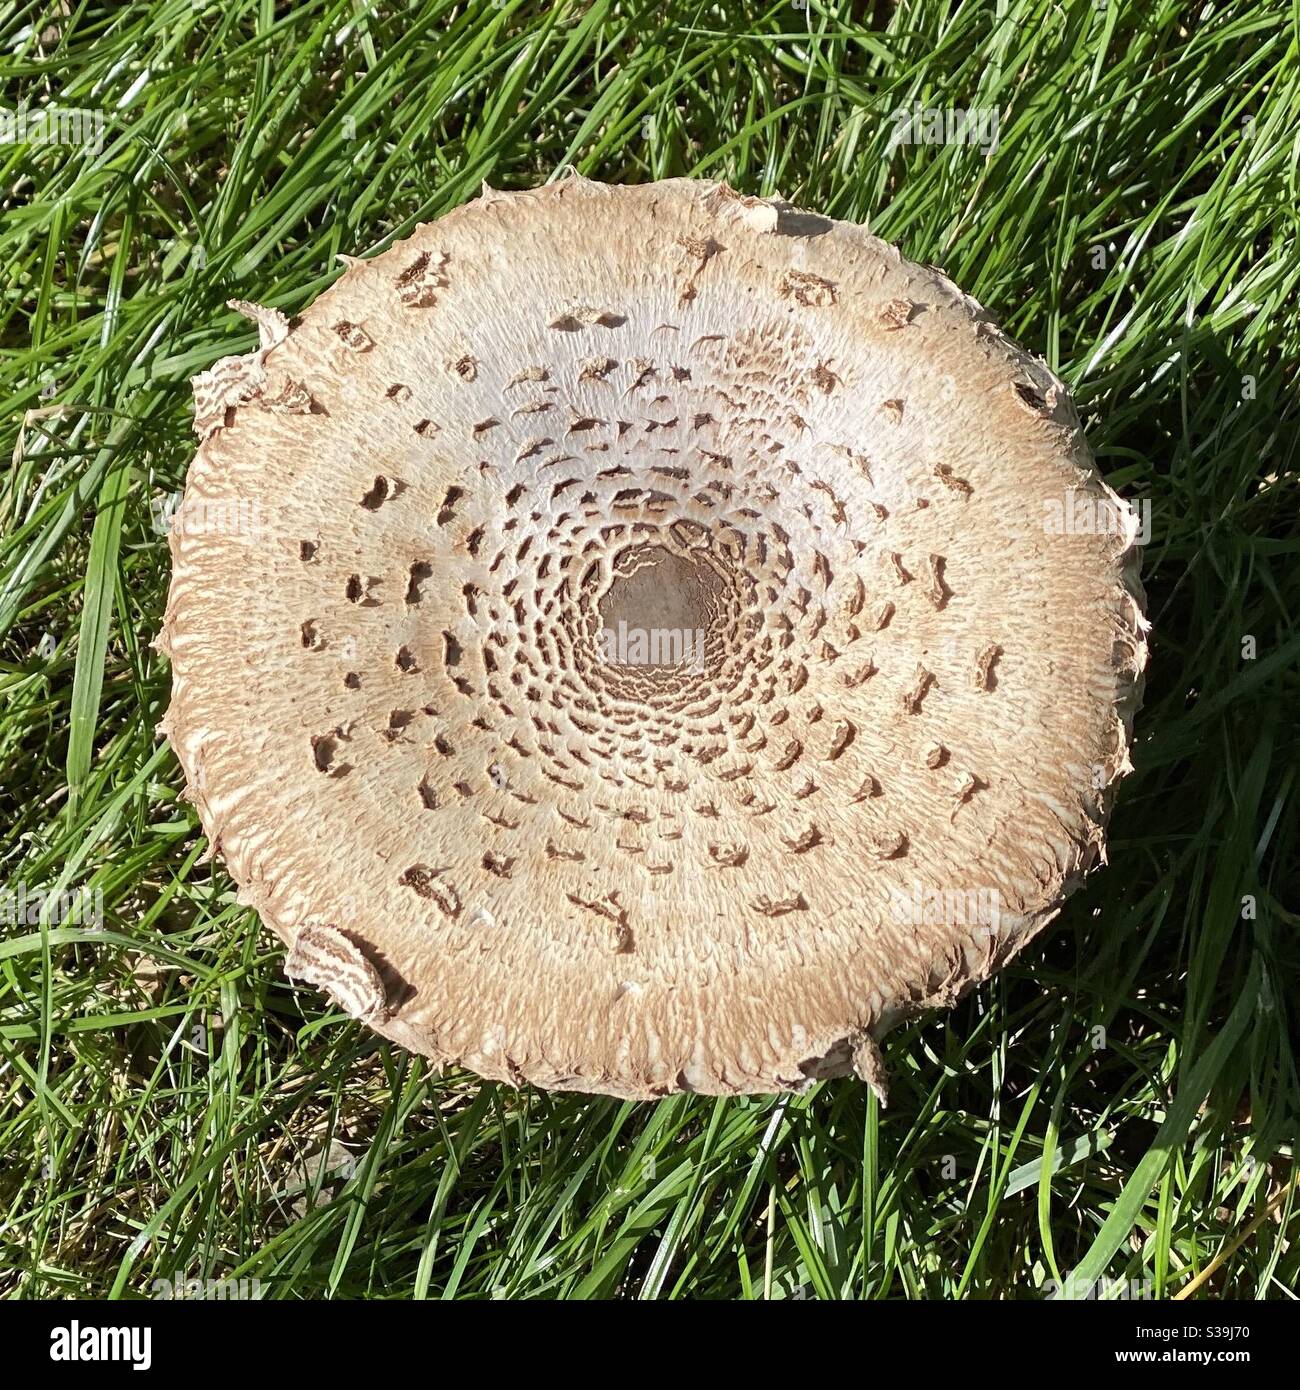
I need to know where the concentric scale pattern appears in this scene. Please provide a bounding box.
[161,178,1146,1098]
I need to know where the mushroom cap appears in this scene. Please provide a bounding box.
[161,177,1147,1100]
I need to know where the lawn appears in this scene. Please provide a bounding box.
[0,0,1296,1300]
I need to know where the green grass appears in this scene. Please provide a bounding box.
[1,0,1297,1300]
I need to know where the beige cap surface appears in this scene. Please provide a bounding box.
[160,176,1147,1100]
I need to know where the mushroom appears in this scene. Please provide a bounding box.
[159,176,1147,1101]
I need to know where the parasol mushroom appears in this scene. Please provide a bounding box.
[159,176,1147,1101]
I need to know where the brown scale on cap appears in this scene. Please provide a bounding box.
[161,176,1148,1102]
